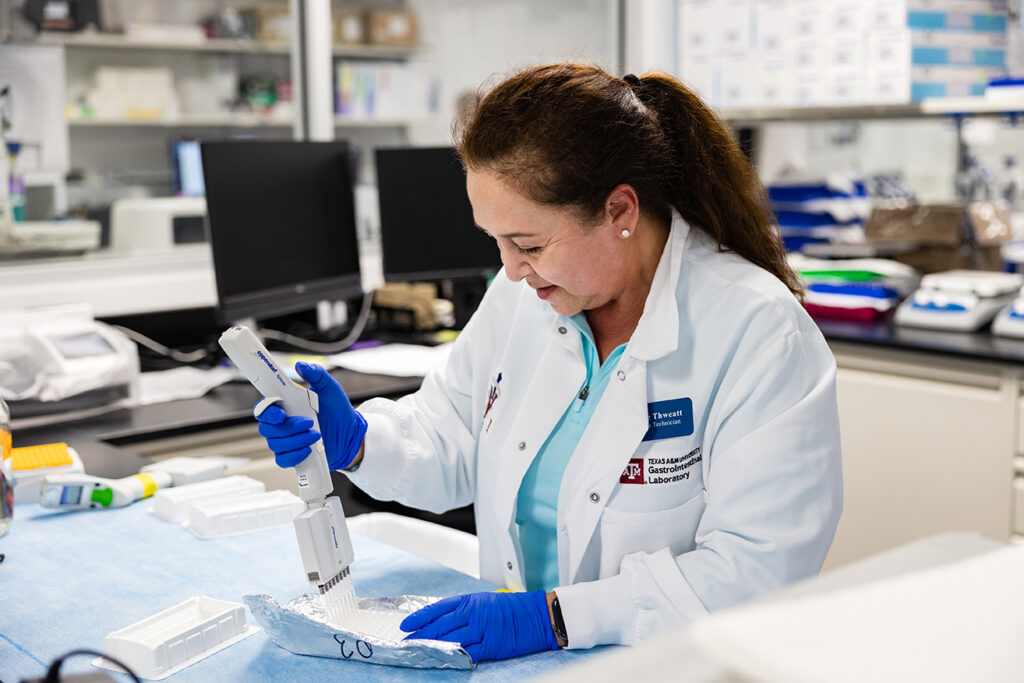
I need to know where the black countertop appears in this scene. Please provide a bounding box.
[817,319,1024,366]
[13,368,422,476]
[17,321,1024,476]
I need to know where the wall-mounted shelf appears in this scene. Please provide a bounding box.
[721,98,1024,125]
[66,114,427,128]
[34,31,419,60]
[919,96,1024,116]
[67,113,293,128]
[720,103,927,125]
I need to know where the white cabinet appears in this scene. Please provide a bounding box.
[825,342,1020,569]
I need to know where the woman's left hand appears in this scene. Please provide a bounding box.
[400,590,559,662]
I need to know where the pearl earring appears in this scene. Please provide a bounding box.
[621,229,631,238]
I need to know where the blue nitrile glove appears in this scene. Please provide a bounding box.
[399,590,559,663]
[253,362,368,471]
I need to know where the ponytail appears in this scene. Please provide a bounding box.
[456,64,803,298]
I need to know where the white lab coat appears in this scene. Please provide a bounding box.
[348,211,842,649]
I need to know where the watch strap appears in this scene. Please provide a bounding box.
[550,594,568,649]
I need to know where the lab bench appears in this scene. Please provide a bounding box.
[12,319,1024,576]
[0,502,605,682]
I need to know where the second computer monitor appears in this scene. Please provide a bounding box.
[376,147,502,282]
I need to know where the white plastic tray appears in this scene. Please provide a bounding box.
[151,475,265,523]
[186,489,304,539]
[94,596,258,680]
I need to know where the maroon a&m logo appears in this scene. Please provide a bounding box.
[619,458,645,485]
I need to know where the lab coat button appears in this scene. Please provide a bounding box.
[617,370,626,381]
[589,492,600,503]
[517,441,526,450]
[506,561,513,570]
[558,326,567,334]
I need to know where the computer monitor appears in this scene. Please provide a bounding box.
[376,147,502,282]
[171,138,206,197]
[201,140,362,323]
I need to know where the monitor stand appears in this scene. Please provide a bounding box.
[438,275,490,329]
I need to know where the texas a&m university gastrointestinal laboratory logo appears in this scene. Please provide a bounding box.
[619,397,699,485]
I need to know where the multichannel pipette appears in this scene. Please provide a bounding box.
[218,326,357,623]
[40,456,227,510]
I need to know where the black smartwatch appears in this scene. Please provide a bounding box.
[550,594,568,649]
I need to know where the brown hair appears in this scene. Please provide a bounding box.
[454,63,802,297]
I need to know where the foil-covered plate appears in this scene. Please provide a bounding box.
[244,593,474,670]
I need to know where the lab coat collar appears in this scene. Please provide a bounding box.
[623,209,689,361]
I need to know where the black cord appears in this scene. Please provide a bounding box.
[43,648,141,683]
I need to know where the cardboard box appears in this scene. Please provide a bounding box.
[867,0,909,30]
[757,54,795,106]
[756,0,791,52]
[680,0,725,53]
[720,0,754,51]
[333,10,364,45]
[831,1,867,34]
[866,202,1012,272]
[828,67,866,104]
[366,9,418,47]
[679,51,719,106]
[256,4,290,44]
[721,51,755,108]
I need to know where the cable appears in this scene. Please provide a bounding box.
[259,291,375,354]
[110,325,211,364]
[40,648,141,683]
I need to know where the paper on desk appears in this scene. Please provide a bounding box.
[328,343,453,377]
[686,544,1024,683]
[138,366,238,406]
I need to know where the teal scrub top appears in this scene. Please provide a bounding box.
[514,314,626,592]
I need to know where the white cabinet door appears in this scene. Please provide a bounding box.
[826,365,1014,569]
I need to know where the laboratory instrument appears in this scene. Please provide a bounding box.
[201,141,362,324]
[0,305,138,420]
[108,196,207,254]
[40,456,227,510]
[992,284,1024,337]
[894,269,1024,331]
[218,325,357,622]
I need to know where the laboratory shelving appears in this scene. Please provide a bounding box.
[720,98,1024,125]
[35,30,419,60]
[65,114,430,128]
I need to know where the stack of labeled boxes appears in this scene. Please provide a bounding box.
[678,0,1007,109]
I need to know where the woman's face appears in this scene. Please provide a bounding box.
[466,169,632,317]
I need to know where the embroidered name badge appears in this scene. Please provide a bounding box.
[642,397,694,441]
[620,458,645,484]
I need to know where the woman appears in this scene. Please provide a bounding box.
[255,64,842,662]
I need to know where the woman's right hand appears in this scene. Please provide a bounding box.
[254,362,368,471]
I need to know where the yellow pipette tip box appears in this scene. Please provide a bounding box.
[10,442,83,504]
